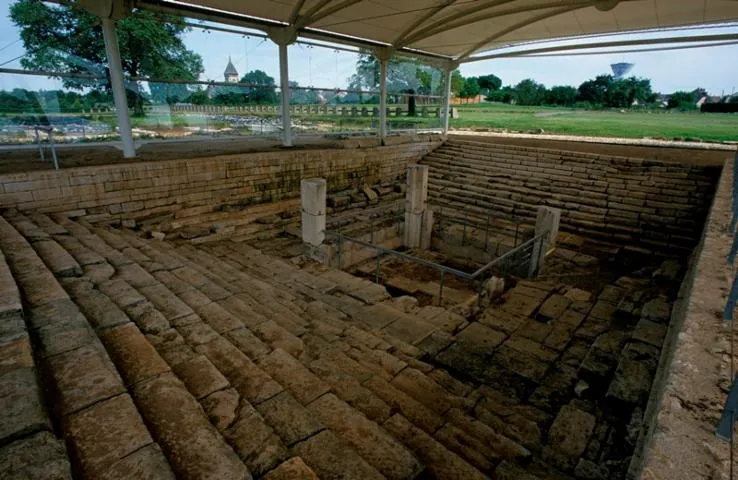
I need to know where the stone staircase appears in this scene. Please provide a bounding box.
[0,208,680,479]
[0,210,526,479]
[421,138,717,255]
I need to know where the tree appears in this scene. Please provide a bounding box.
[577,75,613,106]
[459,77,481,101]
[289,81,320,104]
[348,53,441,95]
[348,53,441,116]
[10,0,203,116]
[668,91,697,110]
[515,79,547,106]
[477,74,502,94]
[546,86,578,106]
[240,70,278,104]
[485,85,516,103]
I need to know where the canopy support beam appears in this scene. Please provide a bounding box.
[101,17,135,158]
[278,42,292,147]
[269,27,298,147]
[374,47,393,139]
[379,58,388,138]
[442,65,454,135]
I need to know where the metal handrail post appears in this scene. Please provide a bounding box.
[375,250,381,284]
[462,208,468,245]
[48,130,59,170]
[337,224,343,269]
[439,270,445,306]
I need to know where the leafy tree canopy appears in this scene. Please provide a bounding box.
[546,86,578,106]
[477,74,502,93]
[10,0,204,113]
[459,77,481,98]
[514,79,547,106]
[668,91,697,110]
[577,75,654,108]
[348,53,441,95]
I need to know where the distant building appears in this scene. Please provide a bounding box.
[224,57,239,83]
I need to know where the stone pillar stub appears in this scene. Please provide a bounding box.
[420,210,434,250]
[301,179,326,215]
[301,178,326,247]
[535,206,561,245]
[406,164,428,214]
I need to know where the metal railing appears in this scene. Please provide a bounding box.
[325,228,549,306]
[326,205,405,245]
[433,206,532,258]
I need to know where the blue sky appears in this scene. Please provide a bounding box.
[1,0,737,96]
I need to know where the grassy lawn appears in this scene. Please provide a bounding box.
[451,103,738,142]
[3,103,737,143]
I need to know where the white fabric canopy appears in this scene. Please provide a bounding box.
[139,0,738,60]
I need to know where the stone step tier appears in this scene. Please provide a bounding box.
[420,138,719,255]
[0,209,551,479]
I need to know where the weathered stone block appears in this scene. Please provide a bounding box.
[291,430,384,480]
[309,393,423,479]
[606,341,659,406]
[631,318,667,347]
[382,414,487,480]
[263,457,318,480]
[0,431,72,480]
[258,348,329,405]
[542,404,596,471]
[641,296,671,323]
[536,294,571,322]
[63,394,153,478]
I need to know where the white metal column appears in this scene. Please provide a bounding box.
[379,57,388,138]
[101,18,135,158]
[278,42,293,147]
[442,68,452,135]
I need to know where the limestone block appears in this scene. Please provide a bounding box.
[405,164,428,214]
[535,206,561,245]
[0,431,72,480]
[264,457,318,480]
[300,178,326,216]
[606,342,659,405]
[404,212,425,249]
[256,391,323,445]
[291,430,383,480]
[542,404,596,471]
[301,212,325,247]
[420,210,434,250]
[362,185,379,204]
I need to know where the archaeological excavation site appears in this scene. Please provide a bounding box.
[4,1,738,480]
[1,130,737,480]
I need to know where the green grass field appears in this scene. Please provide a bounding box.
[450,103,738,142]
[3,103,737,143]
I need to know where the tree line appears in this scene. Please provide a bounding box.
[6,0,736,115]
[455,73,658,109]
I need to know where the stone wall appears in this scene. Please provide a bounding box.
[0,138,440,228]
[634,155,736,479]
[422,138,723,255]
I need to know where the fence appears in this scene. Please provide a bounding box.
[432,207,533,261]
[325,229,549,306]
[326,204,406,246]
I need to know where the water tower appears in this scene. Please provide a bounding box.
[611,62,634,80]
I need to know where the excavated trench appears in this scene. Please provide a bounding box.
[0,135,732,479]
